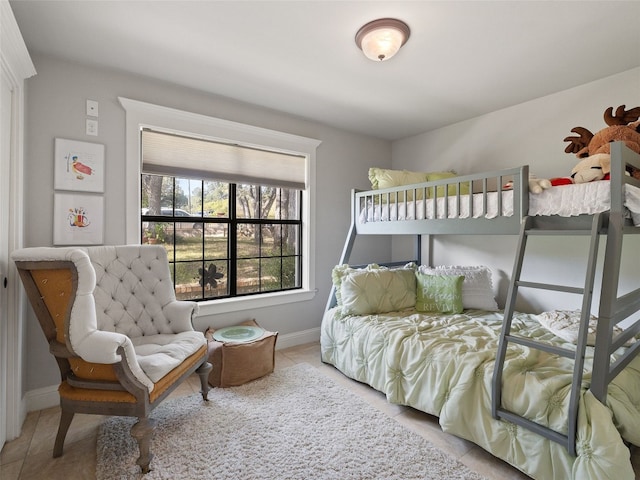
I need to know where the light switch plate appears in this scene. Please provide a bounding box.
[86,119,98,136]
[86,99,99,117]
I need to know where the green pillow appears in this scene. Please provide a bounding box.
[367,167,470,202]
[340,267,417,316]
[415,273,464,314]
[331,262,417,314]
[368,167,429,191]
[368,167,430,202]
[426,171,470,199]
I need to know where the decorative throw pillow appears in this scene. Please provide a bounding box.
[338,263,417,316]
[426,171,471,198]
[368,167,430,191]
[367,168,470,202]
[331,264,363,306]
[415,273,464,314]
[417,265,498,311]
[368,167,430,202]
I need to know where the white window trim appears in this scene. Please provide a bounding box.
[119,97,320,315]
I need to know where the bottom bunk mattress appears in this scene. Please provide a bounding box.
[320,308,640,480]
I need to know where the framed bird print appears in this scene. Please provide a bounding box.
[54,138,105,193]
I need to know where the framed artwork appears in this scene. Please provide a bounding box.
[54,138,105,192]
[53,193,104,245]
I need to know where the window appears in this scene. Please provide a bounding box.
[121,97,320,315]
[141,172,303,301]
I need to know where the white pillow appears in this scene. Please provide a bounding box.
[417,265,498,311]
[337,263,417,316]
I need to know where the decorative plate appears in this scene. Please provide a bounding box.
[212,325,265,343]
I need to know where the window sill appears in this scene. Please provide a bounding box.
[195,289,317,316]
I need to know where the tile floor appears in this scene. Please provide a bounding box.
[1,342,639,479]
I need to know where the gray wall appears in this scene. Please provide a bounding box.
[391,67,640,313]
[22,53,392,392]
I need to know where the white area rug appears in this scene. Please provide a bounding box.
[96,363,486,479]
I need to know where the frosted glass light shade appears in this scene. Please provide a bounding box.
[355,18,410,62]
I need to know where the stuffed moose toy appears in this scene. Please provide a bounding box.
[529,105,640,193]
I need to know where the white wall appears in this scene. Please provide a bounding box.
[21,53,392,394]
[391,67,640,313]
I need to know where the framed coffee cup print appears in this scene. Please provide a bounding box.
[53,193,104,245]
[54,138,105,193]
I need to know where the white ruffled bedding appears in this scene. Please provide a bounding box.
[358,182,640,226]
[535,310,634,347]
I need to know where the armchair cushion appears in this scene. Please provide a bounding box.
[132,331,207,383]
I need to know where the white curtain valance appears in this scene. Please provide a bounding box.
[142,129,306,190]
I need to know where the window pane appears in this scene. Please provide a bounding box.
[174,261,203,301]
[202,233,226,266]
[237,224,259,258]
[143,221,171,245]
[280,188,300,220]
[260,186,277,219]
[198,260,228,298]
[260,258,281,292]
[204,181,228,218]
[202,221,228,242]
[261,224,280,257]
[236,184,259,219]
[237,258,259,294]
[173,236,203,262]
[142,174,173,215]
[174,222,203,246]
[283,224,300,255]
[174,178,202,216]
[282,256,299,289]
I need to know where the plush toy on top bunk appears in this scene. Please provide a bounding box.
[554,104,640,185]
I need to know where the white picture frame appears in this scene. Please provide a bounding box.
[54,138,105,192]
[53,193,104,245]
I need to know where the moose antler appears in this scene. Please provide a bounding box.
[604,105,640,126]
[563,127,593,154]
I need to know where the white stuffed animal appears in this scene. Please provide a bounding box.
[529,175,552,194]
[504,174,551,194]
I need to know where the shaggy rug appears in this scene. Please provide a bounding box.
[96,363,486,479]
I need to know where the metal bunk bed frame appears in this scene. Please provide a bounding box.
[326,141,640,456]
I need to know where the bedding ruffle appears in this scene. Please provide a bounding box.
[358,182,640,226]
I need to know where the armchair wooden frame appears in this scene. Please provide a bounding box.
[14,257,212,474]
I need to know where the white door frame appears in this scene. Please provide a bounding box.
[1,0,36,446]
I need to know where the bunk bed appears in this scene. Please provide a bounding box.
[320,142,640,480]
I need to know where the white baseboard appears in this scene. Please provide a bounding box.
[25,327,321,413]
[25,384,59,412]
[275,327,320,350]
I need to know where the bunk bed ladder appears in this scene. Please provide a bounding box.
[492,212,606,457]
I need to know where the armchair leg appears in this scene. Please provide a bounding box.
[131,417,156,474]
[53,409,74,457]
[196,361,212,401]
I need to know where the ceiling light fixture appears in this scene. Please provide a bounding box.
[355,18,411,62]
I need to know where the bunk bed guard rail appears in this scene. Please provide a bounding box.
[353,165,529,236]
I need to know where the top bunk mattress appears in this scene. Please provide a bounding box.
[358,181,640,226]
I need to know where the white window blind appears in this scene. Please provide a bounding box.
[141,129,306,189]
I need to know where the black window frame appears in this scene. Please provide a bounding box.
[141,176,304,302]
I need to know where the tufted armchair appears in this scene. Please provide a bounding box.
[12,245,212,474]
